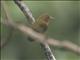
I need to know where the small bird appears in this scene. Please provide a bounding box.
[28,14,54,41]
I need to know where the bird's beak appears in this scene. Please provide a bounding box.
[50,16,54,20]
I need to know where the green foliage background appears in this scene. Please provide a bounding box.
[1,1,80,60]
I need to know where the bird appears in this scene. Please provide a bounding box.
[28,14,54,41]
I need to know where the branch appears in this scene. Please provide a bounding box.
[47,39,80,55]
[14,0,35,24]
[1,19,80,55]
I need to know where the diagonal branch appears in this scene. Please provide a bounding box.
[14,0,35,24]
[1,18,80,55]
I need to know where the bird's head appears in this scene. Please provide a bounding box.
[39,14,54,25]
